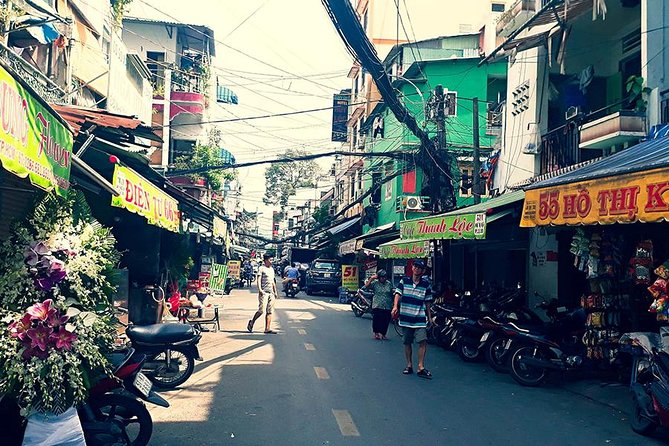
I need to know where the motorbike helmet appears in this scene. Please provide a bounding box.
[377,269,388,278]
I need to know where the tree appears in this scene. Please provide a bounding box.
[263,149,320,210]
[312,202,332,226]
[173,128,237,191]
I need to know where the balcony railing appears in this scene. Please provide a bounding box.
[496,0,538,37]
[540,121,580,175]
[0,42,66,104]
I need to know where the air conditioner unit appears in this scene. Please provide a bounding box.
[565,106,581,121]
[405,196,423,210]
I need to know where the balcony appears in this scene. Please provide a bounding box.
[0,42,66,104]
[496,0,539,38]
[540,122,580,175]
[579,111,645,150]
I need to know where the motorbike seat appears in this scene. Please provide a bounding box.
[126,323,195,344]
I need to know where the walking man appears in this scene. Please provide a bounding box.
[247,253,278,334]
[392,259,433,379]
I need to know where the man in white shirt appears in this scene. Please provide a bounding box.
[247,253,278,334]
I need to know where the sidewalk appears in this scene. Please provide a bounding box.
[563,379,631,416]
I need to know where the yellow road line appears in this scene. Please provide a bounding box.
[313,366,330,379]
[332,410,360,436]
[297,329,307,335]
[304,343,316,350]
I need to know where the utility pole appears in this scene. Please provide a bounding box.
[431,84,446,211]
[472,97,481,204]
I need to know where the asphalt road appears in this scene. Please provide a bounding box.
[147,285,668,446]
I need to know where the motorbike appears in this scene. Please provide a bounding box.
[506,300,586,387]
[351,287,373,318]
[285,278,300,298]
[118,307,203,389]
[621,330,669,436]
[2,349,168,446]
[241,267,254,287]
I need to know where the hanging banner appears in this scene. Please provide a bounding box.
[521,168,669,227]
[111,164,180,232]
[339,238,358,256]
[0,64,73,197]
[400,212,486,240]
[227,260,241,279]
[213,216,227,239]
[209,263,228,292]
[379,239,431,259]
[342,265,359,291]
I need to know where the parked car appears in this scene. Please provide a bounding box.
[305,259,341,295]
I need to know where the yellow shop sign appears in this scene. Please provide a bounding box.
[111,164,180,232]
[521,167,669,227]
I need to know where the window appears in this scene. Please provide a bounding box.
[371,172,382,204]
[459,166,489,198]
[314,261,338,270]
[146,51,166,89]
[491,3,505,12]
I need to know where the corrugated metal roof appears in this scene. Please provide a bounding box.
[528,136,669,190]
[51,105,161,142]
[439,190,525,215]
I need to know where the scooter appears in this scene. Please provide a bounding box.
[621,330,669,436]
[117,307,202,389]
[351,287,373,318]
[285,278,300,298]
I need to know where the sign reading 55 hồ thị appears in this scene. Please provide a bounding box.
[0,64,73,196]
[111,164,180,232]
[400,212,486,240]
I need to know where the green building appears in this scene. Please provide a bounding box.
[359,34,507,241]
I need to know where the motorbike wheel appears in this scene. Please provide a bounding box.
[85,393,152,446]
[486,337,510,373]
[352,304,364,318]
[146,346,195,389]
[456,339,481,362]
[393,319,403,337]
[631,395,657,435]
[509,345,548,387]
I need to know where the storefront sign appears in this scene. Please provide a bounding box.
[339,238,358,256]
[0,64,73,196]
[342,265,359,291]
[227,260,241,279]
[111,164,180,232]
[400,212,486,240]
[213,216,227,239]
[521,168,669,227]
[379,239,431,259]
[209,263,228,292]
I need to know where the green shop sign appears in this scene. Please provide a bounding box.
[0,64,73,197]
[400,212,486,240]
[379,239,430,259]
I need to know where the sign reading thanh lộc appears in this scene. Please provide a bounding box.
[400,212,486,240]
[0,64,73,197]
[379,239,430,259]
[520,168,669,227]
[111,164,180,232]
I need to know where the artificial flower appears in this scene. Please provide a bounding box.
[45,311,69,329]
[26,299,56,321]
[26,324,53,351]
[49,329,77,350]
[8,314,32,341]
[21,346,48,360]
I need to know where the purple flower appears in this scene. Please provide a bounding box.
[21,346,48,360]
[31,242,52,256]
[8,314,32,341]
[26,299,56,321]
[26,325,53,351]
[49,329,77,350]
[45,311,69,329]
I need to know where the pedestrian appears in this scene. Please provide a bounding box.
[364,269,394,340]
[392,259,433,379]
[247,253,278,334]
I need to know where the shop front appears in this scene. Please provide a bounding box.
[521,136,669,364]
[378,238,431,284]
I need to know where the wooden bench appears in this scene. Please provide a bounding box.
[178,305,221,332]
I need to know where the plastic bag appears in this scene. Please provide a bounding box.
[22,407,86,446]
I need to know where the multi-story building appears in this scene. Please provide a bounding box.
[338,0,511,220]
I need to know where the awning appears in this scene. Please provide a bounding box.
[379,238,430,259]
[357,222,397,250]
[232,245,250,256]
[327,217,360,235]
[520,136,669,227]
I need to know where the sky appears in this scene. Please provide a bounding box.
[127,0,353,236]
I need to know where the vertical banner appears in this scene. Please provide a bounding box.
[342,265,359,291]
[209,263,228,292]
[227,260,241,279]
[331,91,349,142]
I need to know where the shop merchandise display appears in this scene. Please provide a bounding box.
[648,259,669,321]
[629,240,654,285]
[570,230,623,279]
[581,293,628,361]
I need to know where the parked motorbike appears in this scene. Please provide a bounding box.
[621,330,669,436]
[506,300,586,386]
[285,278,300,298]
[351,287,373,318]
[118,307,202,389]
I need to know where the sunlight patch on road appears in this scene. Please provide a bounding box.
[332,410,360,436]
[313,366,330,379]
[297,328,307,335]
[304,343,316,350]
[232,342,276,365]
[284,310,316,321]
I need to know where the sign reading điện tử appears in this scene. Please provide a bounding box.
[400,212,486,240]
[520,168,669,227]
[0,64,73,197]
[111,164,180,232]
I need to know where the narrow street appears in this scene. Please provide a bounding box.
[147,286,666,446]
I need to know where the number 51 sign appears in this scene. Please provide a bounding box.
[342,265,359,291]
